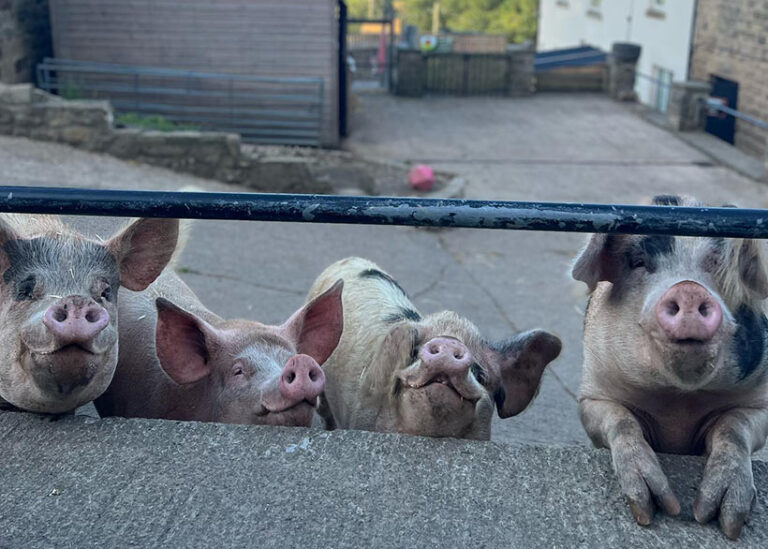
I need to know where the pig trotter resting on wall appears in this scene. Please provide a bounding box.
[0,214,179,414]
[306,257,562,440]
[572,195,768,540]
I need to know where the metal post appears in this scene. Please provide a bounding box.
[338,0,348,137]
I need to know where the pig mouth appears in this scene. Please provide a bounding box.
[259,398,318,416]
[34,343,99,356]
[405,375,481,403]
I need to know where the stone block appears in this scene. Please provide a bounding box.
[0,83,31,104]
[666,81,711,132]
[245,159,330,194]
[59,126,92,147]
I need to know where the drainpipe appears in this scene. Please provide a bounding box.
[687,0,700,80]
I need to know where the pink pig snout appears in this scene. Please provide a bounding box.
[655,282,722,342]
[419,337,472,375]
[42,296,109,345]
[278,354,325,403]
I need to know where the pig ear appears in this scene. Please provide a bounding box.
[735,239,768,299]
[155,297,215,385]
[0,217,20,277]
[571,233,628,292]
[488,330,562,419]
[282,280,344,365]
[105,218,179,291]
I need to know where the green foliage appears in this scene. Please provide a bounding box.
[115,113,200,132]
[399,0,537,43]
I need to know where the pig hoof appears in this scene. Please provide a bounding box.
[694,454,755,540]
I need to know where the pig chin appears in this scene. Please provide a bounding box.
[640,320,724,390]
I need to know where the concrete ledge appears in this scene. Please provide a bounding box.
[0,412,765,548]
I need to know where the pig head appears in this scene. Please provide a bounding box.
[0,215,179,414]
[307,257,562,440]
[573,195,768,539]
[111,278,345,426]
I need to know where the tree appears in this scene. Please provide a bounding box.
[399,0,537,43]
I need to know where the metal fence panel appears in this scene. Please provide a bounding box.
[37,58,324,147]
[424,53,509,96]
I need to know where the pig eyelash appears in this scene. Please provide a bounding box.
[470,363,488,385]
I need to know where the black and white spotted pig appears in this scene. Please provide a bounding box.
[572,195,768,539]
[305,257,562,440]
[0,213,179,414]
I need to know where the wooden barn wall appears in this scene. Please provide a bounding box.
[49,0,339,147]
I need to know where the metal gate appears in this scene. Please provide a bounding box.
[37,58,325,147]
[343,13,395,92]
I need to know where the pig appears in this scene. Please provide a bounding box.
[305,257,562,440]
[0,213,179,414]
[95,269,344,427]
[572,195,768,539]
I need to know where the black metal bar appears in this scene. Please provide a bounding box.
[702,97,768,131]
[3,186,768,238]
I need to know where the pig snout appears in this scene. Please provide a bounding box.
[42,296,109,345]
[278,354,325,403]
[419,337,472,376]
[655,282,722,342]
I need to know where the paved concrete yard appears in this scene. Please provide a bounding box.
[1,93,767,546]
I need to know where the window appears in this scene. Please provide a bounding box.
[651,66,673,113]
[647,0,666,18]
[587,0,602,18]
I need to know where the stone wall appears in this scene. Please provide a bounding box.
[0,83,332,194]
[690,0,768,158]
[0,0,51,84]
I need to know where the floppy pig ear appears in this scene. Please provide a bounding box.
[155,298,215,385]
[105,218,179,291]
[282,280,344,365]
[736,239,768,299]
[571,233,628,293]
[489,330,562,419]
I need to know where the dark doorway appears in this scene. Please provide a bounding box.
[705,75,738,144]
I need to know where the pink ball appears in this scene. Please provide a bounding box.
[408,164,435,191]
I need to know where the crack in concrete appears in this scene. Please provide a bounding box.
[411,262,450,300]
[176,266,305,296]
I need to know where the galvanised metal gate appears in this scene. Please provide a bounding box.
[37,58,324,147]
[1,186,768,239]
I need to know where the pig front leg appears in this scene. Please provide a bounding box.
[694,408,768,540]
[580,398,681,525]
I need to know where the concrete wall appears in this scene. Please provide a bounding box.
[690,0,768,158]
[0,0,51,84]
[48,0,339,147]
[538,0,696,110]
[0,83,332,193]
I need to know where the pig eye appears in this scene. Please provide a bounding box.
[470,363,488,385]
[232,366,244,377]
[101,285,113,302]
[16,275,37,300]
[628,252,646,270]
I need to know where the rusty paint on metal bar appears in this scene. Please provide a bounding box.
[1,185,768,238]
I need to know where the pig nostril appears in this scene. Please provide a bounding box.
[286,372,296,384]
[53,309,67,323]
[454,351,463,359]
[309,370,317,382]
[85,310,99,323]
[429,344,439,354]
[699,303,709,317]
[665,302,680,316]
